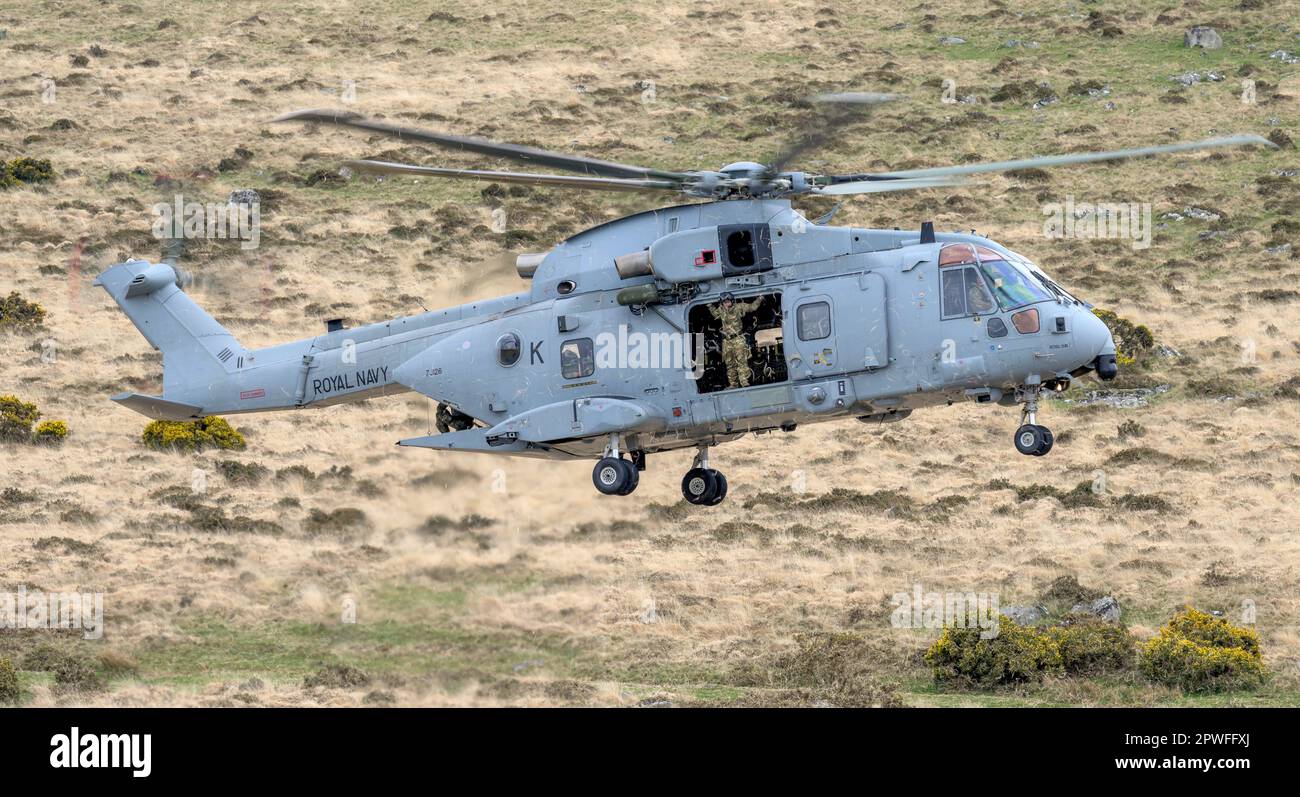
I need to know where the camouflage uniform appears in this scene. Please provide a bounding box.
[708,297,761,389]
[435,402,474,433]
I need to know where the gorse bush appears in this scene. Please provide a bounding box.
[1051,615,1136,675]
[0,291,47,330]
[1093,308,1153,366]
[0,395,70,444]
[1,157,55,186]
[141,416,246,451]
[34,419,68,444]
[1139,608,1265,692]
[927,612,1137,686]
[0,394,40,442]
[925,615,1063,686]
[0,657,18,704]
[929,607,1266,692]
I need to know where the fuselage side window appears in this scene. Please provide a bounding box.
[560,338,594,379]
[797,301,832,341]
[497,332,521,366]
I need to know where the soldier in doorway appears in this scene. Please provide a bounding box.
[708,292,762,389]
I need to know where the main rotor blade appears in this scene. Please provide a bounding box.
[815,176,968,196]
[274,108,690,181]
[763,92,901,176]
[859,134,1276,181]
[345,160,682,193]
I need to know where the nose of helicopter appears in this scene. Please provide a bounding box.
[1074,306,1118,380]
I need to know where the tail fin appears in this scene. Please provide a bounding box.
[96,260,246,418]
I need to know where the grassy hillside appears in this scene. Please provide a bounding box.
[0,0,1298,705]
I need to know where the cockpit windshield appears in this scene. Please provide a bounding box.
[1005,250,1082,305]
[971,245,1052,310]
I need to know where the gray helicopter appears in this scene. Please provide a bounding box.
[97,95,1273,504]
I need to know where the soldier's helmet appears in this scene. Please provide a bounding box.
[720,292,734,305]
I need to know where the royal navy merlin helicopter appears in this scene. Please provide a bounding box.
[96,94,1274,505]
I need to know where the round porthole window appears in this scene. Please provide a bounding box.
[557,280,576,295]
[497,332,521,366]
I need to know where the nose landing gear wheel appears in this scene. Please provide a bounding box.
[1014,424,1053,456]
[593,457,637,495]
[682,467,726,505]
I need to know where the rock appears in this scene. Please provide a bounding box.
[1063,384,1172,410]
[1171,71,1224,86]
[939,36,966,46]
[1184,26,1222,49]
[1269,49,1299,65]
[1183,206,1221,221]
[227,188,260,206]
[1000,605,1048,626]
[1071,596,1122,623]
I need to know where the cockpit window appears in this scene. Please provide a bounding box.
[942,266,997,318]
[939,243,978,267]
[975,248,1051,309]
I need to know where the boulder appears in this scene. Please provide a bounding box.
[1000,604,1048,626]
[227,188,260,206]
[1071,596,1122,623]
[1184,26,1222,49]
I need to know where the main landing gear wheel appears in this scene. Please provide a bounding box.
[682,467,726,505]
[706,471,728,505]
[1014,424,1053,456]
[593,457,637,495]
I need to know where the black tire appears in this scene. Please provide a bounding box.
[593,457,633,495]
[705,471,728,505]
[681,467,717,505]
[1014,424,1043,456]
[1034,426,1054,456]
[618,461,640,495]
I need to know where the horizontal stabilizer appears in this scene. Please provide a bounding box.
[111,392,204,420]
